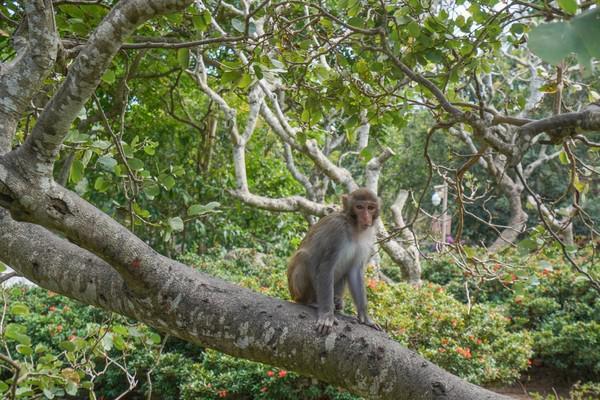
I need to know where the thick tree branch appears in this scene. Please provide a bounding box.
[516,107,600,156]
[0,0,58,154]
[18,0,194,174]
[283,144,315,197]
[0,208,508,399]
[388,190,421,284]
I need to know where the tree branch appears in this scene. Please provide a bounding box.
[0,208,510,399]
[0,0,58,154]
[17,0,194,174]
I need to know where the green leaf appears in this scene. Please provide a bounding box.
[101,334,113,351]
[61,4,85,18]
[16,344,33,356]
[81,381,93,389]
[571,8,600,58]
[347,0,361,17]
[101,70,116,84]
[97,156,117,171]
[529,9,600,74]
[177,48,189,69]
[237,73,253,88]
[91,140,111,150]
[65,381,79,396]
[70,159,84,184]
[35,344,48,354]
[517,238,537,254]
[187,202,220,216]
[159,174,176,190]
[5,324,31,346]
[133,203,150,218]
[113,334,126,350]
[528,22,574,65]
[128,158,144,171]
[573,174,587,192]
[149,332,161,344]
[144,182,160,199]
[59,340,76,352]
[510,23,525,35]
[10,303,30,316]
[94,176,110,192]
[143,145,156,155]
[359,146,374,162]
[253,64,264,80]
[168,217,184,232]
[0,381,8,393]
[557,0,577,15]
[221,70,242,85]
[407,21,421,38]
[112,325,128,335]
[192,15,208,32]
[559,150,570,165]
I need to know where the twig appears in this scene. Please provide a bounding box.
[0,353,20,400]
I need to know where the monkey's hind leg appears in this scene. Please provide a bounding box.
[334,278,347,311]
[288,261,316,305]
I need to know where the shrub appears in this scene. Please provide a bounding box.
[422,245,600,381]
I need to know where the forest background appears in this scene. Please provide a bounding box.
[0,0,598,399]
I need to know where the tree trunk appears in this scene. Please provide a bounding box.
[488,184,528,253]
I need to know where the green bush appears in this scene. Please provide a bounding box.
[181,350,359,400]
[530,381,600,400]
[0,286,192,399]
[422,246,600,381]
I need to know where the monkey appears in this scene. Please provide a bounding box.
[287,188,382,334]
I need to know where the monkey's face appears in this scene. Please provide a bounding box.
[352,200,379,230]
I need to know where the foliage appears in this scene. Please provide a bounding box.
[0,286,165,399]
[422,245,600,381]
[181,350,359,400]
[529,8,600,74]
[530,381,600,400]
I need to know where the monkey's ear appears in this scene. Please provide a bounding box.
[341,194,350,212]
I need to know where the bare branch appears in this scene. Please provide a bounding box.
[0,271,19,284]
[283,144,314,196]
[229,190,331,215]
[365,147,395,192]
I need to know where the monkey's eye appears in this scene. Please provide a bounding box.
[356,205,364,210]
[367,205,375,211]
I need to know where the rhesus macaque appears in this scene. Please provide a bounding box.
[287,188,382,334]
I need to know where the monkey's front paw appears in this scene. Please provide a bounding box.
[316,314,337,334]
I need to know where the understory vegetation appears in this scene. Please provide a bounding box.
[1,245,597,399]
